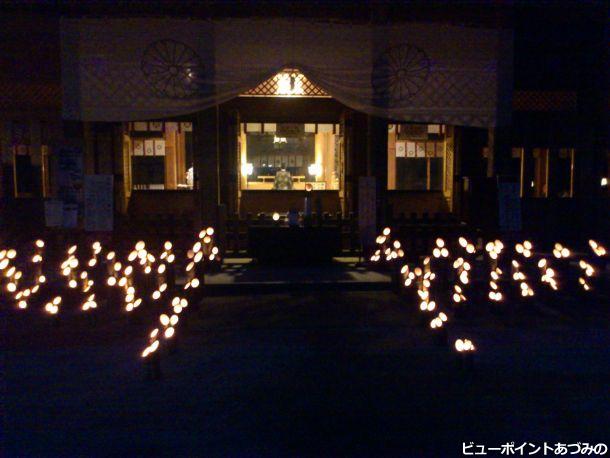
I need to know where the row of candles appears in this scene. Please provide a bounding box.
[141,227,218,364]
[371,228,608,356]
[1,228,606,363]
[1,228,219,363]
[371,229,474,356]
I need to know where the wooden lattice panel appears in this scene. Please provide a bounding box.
[242,69,330,97]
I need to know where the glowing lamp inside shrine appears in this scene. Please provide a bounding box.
[241,163,254,177]
[308,163,322,176]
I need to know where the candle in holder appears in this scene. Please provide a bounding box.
[44,296,62,315]
[88,241,102,267]
[588,240,606,257]
[141,328,162,380]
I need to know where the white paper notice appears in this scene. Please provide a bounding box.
[406,142,416,158]
[144,139,154,156]
[154,139,165,156]
[395,141,406,158]
[133,139,144,156]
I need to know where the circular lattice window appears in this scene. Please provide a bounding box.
[372,44,430,102]
[141,39,204,98]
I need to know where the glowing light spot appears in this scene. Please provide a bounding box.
[160,314,170,326]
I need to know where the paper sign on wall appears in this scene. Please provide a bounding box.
[57,146,83,228]
[395,141,406,158]
[149,121,163,131]
[406,142,416,158]
[154,139,165,156]
[133,122,148,131]
[144,139,154,156]
[133,139,144,156]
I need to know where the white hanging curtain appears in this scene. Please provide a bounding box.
[61,18,512,127]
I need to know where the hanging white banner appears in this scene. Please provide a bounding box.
[61,18,512,127]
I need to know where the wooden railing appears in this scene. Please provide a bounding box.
[225,211,469,258]
[225,212,360,255]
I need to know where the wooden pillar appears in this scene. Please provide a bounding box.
[0,122,11,199]
[117,125,131,215]
[366,115,388,224]
[445,126,455,212]
[194,107,220,232]
[486,128,495,179]
[344,109,367,215]
[219,108,239,217]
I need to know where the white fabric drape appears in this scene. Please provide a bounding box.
[61,18,512,127]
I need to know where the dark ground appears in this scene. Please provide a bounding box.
[2,289,610,457]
